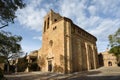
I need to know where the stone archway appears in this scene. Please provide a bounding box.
[48,60,52,72]
[108,61,112,66]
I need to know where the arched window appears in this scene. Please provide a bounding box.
[54,19,57,22]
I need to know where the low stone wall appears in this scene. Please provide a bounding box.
[0,63,4,70]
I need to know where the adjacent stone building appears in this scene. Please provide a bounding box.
[0,56,6,71]
[98,49,117,67]
[36,10,99,73]
[26,50,40,72]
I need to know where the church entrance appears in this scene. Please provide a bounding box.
[48,60,52,72]
[108,61,112,66]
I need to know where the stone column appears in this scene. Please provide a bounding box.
[92,45,97,69]
[77,40,82,71]
[85,43,90,70]
[64,21,72,73]
[95,46,99,68]
[15,58,18,73]
[26,56,30,72]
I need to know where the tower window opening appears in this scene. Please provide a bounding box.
[44,21,46,32]
[47,17,49,29]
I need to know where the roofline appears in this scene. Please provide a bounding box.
[63,17,97,41]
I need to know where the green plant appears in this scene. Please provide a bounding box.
[17,56,28,72]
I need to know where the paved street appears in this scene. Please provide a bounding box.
[5,67,120,80]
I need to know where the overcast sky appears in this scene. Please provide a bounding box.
[2,0,120,54]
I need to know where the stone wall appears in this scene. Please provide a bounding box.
[0,63,4,70]
[71,23,99,72]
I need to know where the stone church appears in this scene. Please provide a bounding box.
[98,49,117,67]
[32,10,99,73]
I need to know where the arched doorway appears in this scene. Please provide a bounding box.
[48,60,52,72]
[108,61,112,66]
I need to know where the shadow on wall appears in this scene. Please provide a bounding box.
[58,71,102,80]
[4,64,15,73]
[98,53,104,67]
[28,63,41,71]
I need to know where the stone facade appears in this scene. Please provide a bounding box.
[26,50,39,72]
[99,50,117,67]
[37,10,99,73]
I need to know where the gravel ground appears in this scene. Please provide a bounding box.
[5,67,120,80]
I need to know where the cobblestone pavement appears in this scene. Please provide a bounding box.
[5,67,120,80]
